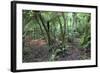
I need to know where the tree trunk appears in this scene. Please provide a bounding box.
[34,12,44,37]
[72,12,77,31]
[62,13,67,48]
[58,16,63,41]
[37,12,51,46]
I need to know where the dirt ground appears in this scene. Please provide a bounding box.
[23,38,91,62]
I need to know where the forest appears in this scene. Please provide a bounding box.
[22,10,91,62]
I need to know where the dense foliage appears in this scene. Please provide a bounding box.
[22,10,91,62]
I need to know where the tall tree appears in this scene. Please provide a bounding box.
[62,13,67,48]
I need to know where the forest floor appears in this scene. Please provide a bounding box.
[57,38,81,61]
[23,38,91,62]
[56,38,90,61]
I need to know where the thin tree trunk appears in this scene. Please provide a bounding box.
[34,12,44,36]
[47,21,51,45]
[58,16,63,41]
[72,12,77,31]
[62,13,67,48]
[38,12,48,33]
